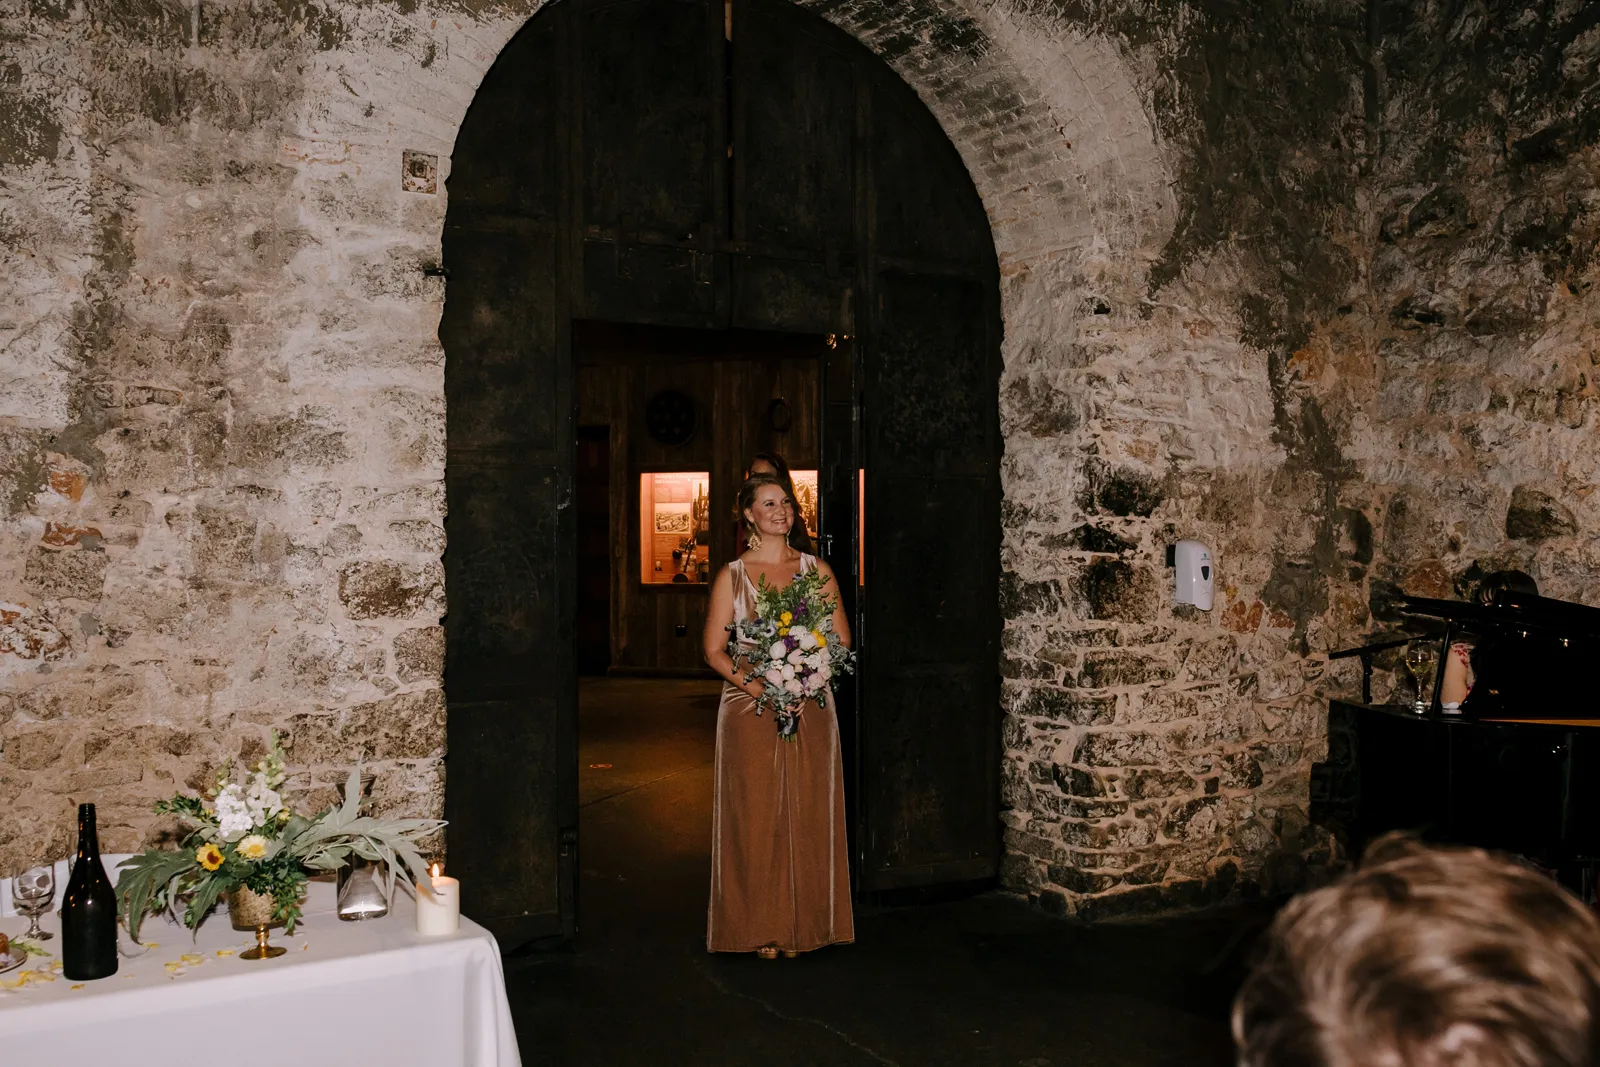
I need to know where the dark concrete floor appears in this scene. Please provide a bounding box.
[503,678,1266,1066]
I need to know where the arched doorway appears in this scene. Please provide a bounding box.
[440,0,1001,944]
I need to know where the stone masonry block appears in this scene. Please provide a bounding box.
[338,560,443,620]
[24,546,110,600]
[1017,686,1116,725]
[392,626,445,684]
[1075,729,1166,767]
[1077,648,1176,689]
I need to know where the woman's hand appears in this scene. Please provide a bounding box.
[743,678,766,701]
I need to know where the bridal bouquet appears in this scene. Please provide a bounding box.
[727,567,855,740]
[115,732,443,941]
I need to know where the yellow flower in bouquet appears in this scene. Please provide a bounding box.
[780,611,793,624]
[196,844,224,871]
[813,630,827,647]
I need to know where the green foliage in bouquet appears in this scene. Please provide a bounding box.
[116,733,444,942]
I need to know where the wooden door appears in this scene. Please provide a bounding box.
[575,0,728,328]
[729,0,858,335]
[442,14,576,944]
[852,71,1003,893]
[575,426,612,674]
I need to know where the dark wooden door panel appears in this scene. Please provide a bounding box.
[867,478,994,663]
[871,76,990,267]
[447,696,562,935]
[861,668,998,888]
[578,0,721,236]
[729,255,847,333]
[873,272,992,473]
[445,16,560,221]
[581,240,723,327]
[440,229,559,451]
[733,0,857,253]
[444,463,561,694]
[860,266,1000,892]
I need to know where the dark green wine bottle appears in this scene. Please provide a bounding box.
[61,803,118,980]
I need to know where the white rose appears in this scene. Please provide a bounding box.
[769,640,788,661]
[798,630,817,650]
[787,647,805,664]
[781,664,796,681]
[764,668,784,686]
[784,679,803,695]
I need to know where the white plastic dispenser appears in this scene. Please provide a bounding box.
[1171,540,1214,610]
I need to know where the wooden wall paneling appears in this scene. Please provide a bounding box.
[607,369,630,671]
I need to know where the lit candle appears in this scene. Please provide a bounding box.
[415,861,460,935]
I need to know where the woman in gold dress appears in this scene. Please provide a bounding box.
[701,474,854,958]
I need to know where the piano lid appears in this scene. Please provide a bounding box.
[1399,592,1600,639]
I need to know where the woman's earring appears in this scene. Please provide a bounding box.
[747,529,762,551]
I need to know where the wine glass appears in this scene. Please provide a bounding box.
[1406,641,1440,715]
[12,866,55,941]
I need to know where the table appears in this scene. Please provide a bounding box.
[0,872,522,1067]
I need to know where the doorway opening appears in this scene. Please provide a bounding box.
[441,0,1001,946]
[572,321,845,933]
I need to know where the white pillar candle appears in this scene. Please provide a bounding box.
[415,863,460,935]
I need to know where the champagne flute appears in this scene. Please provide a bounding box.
[1406,642,1439,714]
[12,865,55,941]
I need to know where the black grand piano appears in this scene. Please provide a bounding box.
[1314,581,1600,901]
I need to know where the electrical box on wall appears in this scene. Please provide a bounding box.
[1166,540,1214,610]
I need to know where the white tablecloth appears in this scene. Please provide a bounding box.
[0,872,521,1067]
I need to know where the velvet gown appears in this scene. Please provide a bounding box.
[707,554,854,953]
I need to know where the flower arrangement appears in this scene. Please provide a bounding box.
[115,733,443,942]
[726,567,855,740]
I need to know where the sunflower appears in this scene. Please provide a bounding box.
[196,844,224,871]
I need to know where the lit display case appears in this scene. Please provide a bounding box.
[640,472,710,584]
[790,470,819,540]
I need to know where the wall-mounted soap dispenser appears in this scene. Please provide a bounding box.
[1167,540,1214,610]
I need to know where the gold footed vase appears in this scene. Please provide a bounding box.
[228,886,286,960]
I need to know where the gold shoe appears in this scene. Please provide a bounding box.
[756,945,778,960]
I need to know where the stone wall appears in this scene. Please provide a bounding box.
[0,0,523,868]
[3,0,1598,922]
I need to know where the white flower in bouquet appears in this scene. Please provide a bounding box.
[785,678,803,695]
[245,772,283,824]
[781,663,796,681]
[213,784,254,840]
[787,646,805,665]
[764,667,785,686]
[769,639,788,661]
[797,629,818,650]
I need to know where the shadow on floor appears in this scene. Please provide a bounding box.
[502,678,1271,1066]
